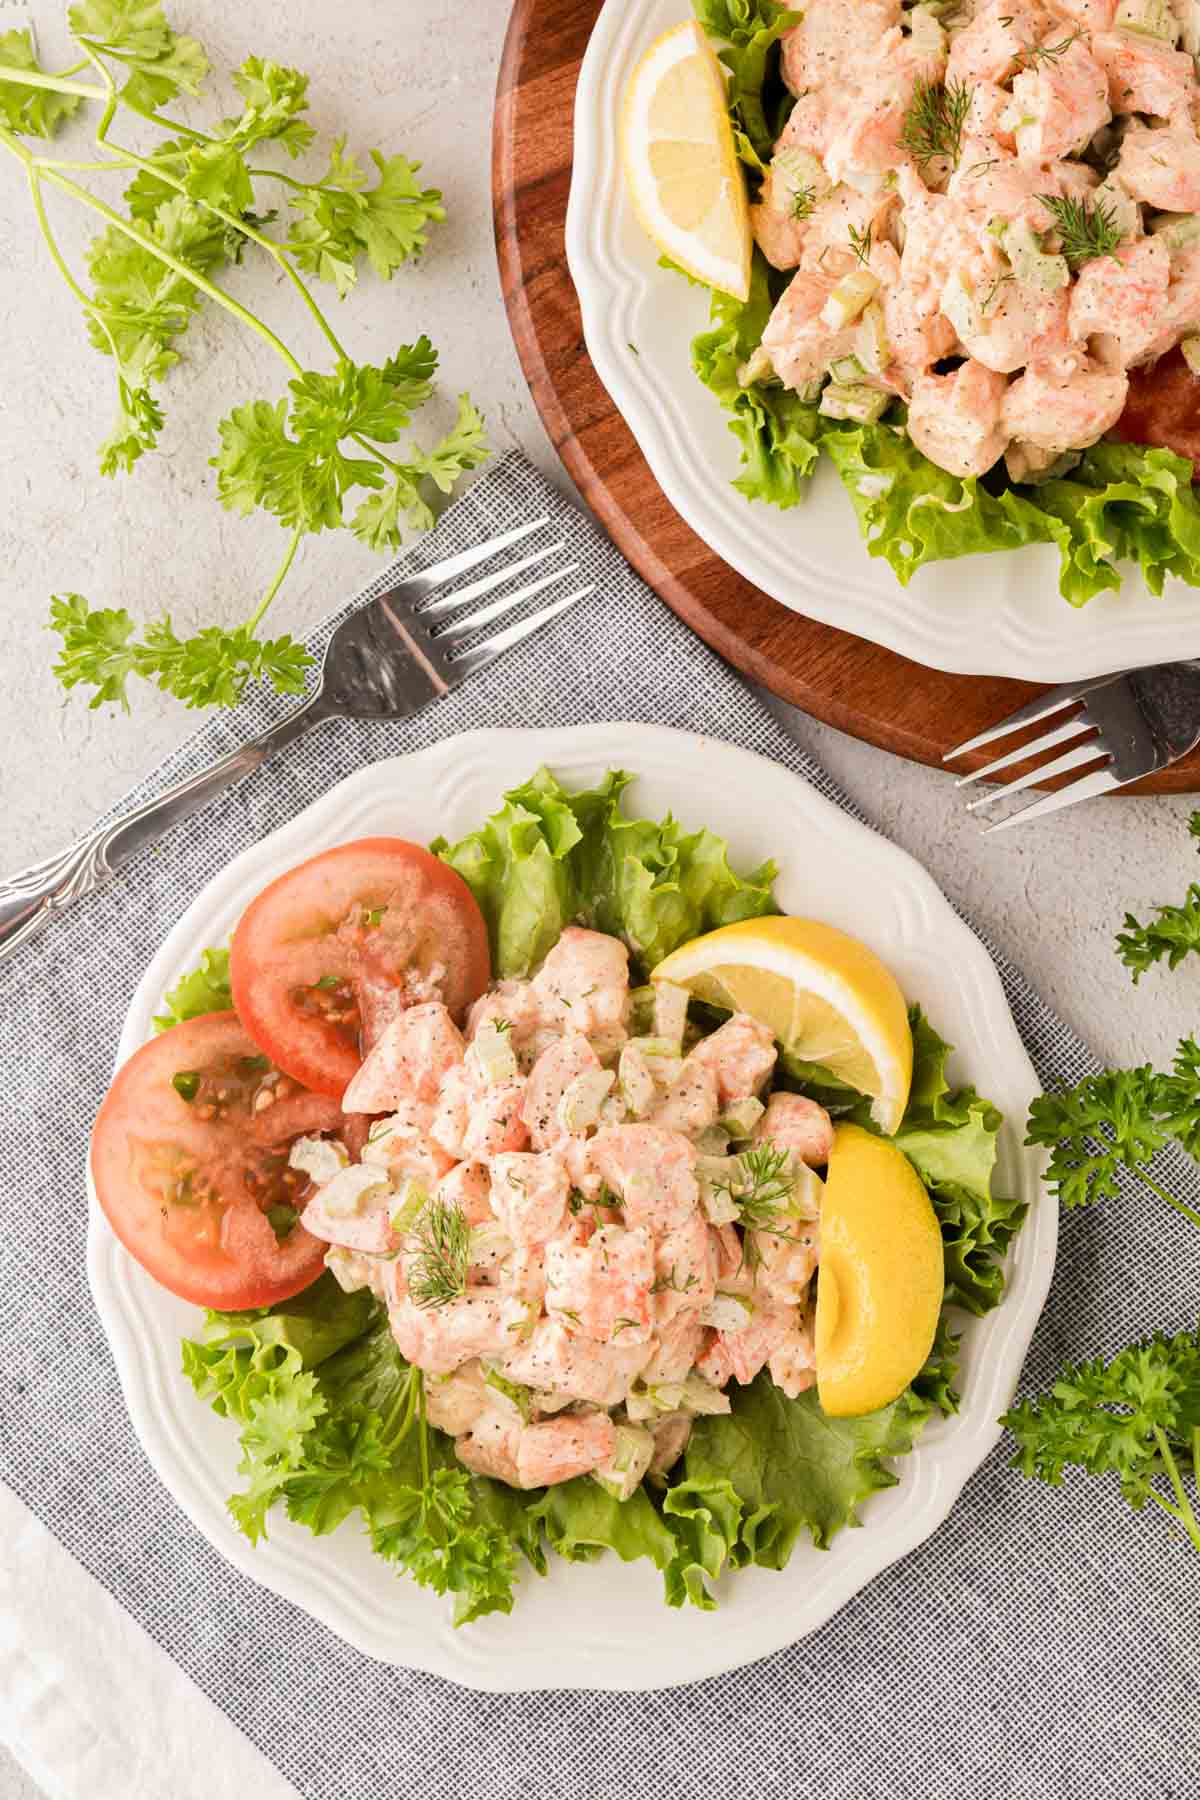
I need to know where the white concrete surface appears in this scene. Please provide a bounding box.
[4,1,1200,1793]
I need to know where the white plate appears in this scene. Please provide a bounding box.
[88,724,1053,1691]
[565,0,1200,682]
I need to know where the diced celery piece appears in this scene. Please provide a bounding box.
[700,1292,756,1332]
[318,1163,391,1218]
[469,1221,513,1270]
[629,1036,684,1085]
[624,1385,656,1423]
[819,383,889,425]
[1183,336,1200,373]
[619,1044,657,1118]
[473,1019,518,1085]
[738,344,775,387]
[694,1125,732,1155]
[1005,218,1068,292]
[324,1246,364,1293]
[719,1097,765,1140]
[652,980,690,1047]
[389,1178,429,1234]
[790,1162,825,1220]
[1152,211,1200,249]
[483,1366,532,1422]
[1115,0,1178,39]
[288,1135,349,1185]
[1092,179,1140,243]
[772,145,832,214]
[529,1388,573,1415]
[680,1372,733,1417]
[820,268,879,330]
[854,302,891,376]
[1180,0,1200,52]
[557,1067,616,1132]
[940,269,977,338]
[907,3,947,58]
[628,985,657,1034]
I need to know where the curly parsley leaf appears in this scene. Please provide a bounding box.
[222,56,314,158]
[69,0,209,105]
[350,394,489,552]
[49,594,312,711]
[1004,1328,1200,1554]
[1026,1067,1171,1210]
[285,139,445,295]
[1116,813,1200,981]
[0,28,83,138]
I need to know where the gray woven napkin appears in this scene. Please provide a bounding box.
[2,450,1197,1800]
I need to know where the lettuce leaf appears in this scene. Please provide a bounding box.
[693,0,802,163]
[153,945,231,1029]
[434,765,777,977]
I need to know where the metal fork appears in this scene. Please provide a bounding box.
[0,516,593,961]
[944,661,1200,831]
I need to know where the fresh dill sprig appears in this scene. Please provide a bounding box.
[790,183,816,221]
[847,221,873,267]
[1037,192,1123,269]
[407,1199,471,1310]
[1017,30,1081,67]
[899,76,972,170]
[717,1144,798,1235]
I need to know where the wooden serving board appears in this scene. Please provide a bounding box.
[492,0,1200,794]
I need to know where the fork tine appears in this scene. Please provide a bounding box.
[965,736,1107,810]
[419,542,566,616]
[944,674,1121,761]
[954,712,1086,788]
[438,562,582,639]
[983,765,1122,833]
[401,515,552,594]
[453,585,594,674]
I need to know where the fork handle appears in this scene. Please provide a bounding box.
[1130,660,1200,762]
[0,693,330,965]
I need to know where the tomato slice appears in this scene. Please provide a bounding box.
[229,837,491,1099]
[91,1012,343,1309]
[1117,349,1200,475]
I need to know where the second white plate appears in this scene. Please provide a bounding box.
[88,723,1053,1690]
[565,0,1200,681]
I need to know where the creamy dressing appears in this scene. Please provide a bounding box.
[753,0,1200,479]
[295,927,834,1495]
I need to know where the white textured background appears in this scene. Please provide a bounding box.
[3,1,1200,1791]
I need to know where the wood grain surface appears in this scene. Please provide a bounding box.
[491,0,1200,794]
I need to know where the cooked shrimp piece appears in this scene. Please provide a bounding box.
[684,1014,776,1106]
[761,270,859,391]
[455,1410,521,1485]
[514,1413,616,1488]
[1069,236,1171,370]
[652,1209,716,1324]
[590,1125,700,1231]
[907,361,1010,480]
[489,1151,570,1245]
[947,2,1052,86]
[341,1001,464,1113]
[713,1299,800,1387]
[781,0,900,97]
[1117,125,1200,213]
[467,978,539,1054]
[424,1360,491,1435]
[768,1322,818,1398]
[695,1329,734,1388]
[361,1098,456,1187]
[434,1160,493,1227]
[522,1032,600,1151]
[501,1318,650,1406]
[1090,31,1197,124]
[531,928,629,1046]
[955,276,1071,376]
[303,1187,397,1256]
[323,1244,391,1302]
[389,1292,516,1376]
[1001,363,1128,452]
[504,1243,547,1306]
[1052,0,1114,24]
[751,161,815,271]
[753,1092,835,1167]
[651,1061,719,1137]
[880,277,958,391]
[545,1224,655,1344]
[799,187,897,280]
[1009,38,1110,164]
[639,1311,707,1386]
[462,1079,528,1161]
[752,1218,820,1306]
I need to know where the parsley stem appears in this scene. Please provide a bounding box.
[25,166,93,311]
[1148,1430,1200,1554]
[417,1374,430,1489]
[247,526,303,630]
[0,60,107,101]
[37,166,305,376]
[1136,1171,1200,1232]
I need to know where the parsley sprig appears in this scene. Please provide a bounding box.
[1117,812,1200,981]
[0,4,487,712]
[898,76,972,170]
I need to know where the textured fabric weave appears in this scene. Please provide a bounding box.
[1,452,1196,1800]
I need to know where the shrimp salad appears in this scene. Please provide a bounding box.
[686,0,1200,603]
[175,768,1018,1623]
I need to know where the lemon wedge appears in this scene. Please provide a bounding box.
[652,916,914,1135]
[815,1124,944,1417]
[620,20,752,302]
